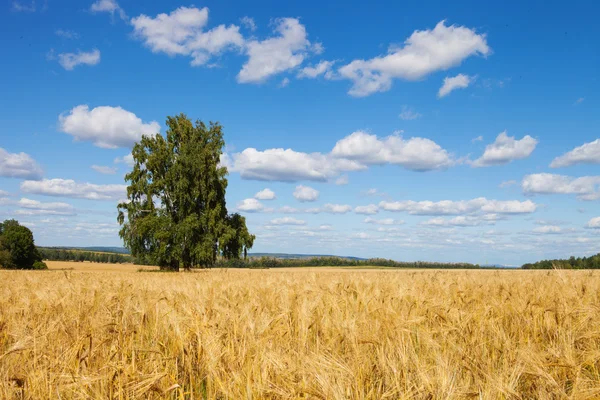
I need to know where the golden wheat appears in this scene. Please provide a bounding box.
[1,265,600,399]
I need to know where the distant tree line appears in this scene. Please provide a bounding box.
[212,257,480,269]
[522,254,600,269]
[38,247,133,264]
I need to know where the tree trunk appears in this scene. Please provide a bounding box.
[159,259,179,272]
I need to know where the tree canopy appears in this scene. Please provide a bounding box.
[117,114,255,271]
[0,219,46,270]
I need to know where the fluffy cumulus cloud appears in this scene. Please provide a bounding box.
[91,165,117,175]
[227,129,457,182]
[331,131,453,171]
[338,20,490,97]
[586,217,600,229]
[20,179,126,200]
[438,73,473,97]
[228,147,365,182]
[379,197,536,215]
[237,198,265,212]
[90,0,126,19]
[254,188,276,200]
[238,18,317,83]
[59,105,160,149]
[131,7,244,67]
[297,60,335,79]
[471,131,538,167]
[17,198,76,216]
[293,185,319,202]
[550,139,600,168]
[12,1,36,12]
[269,217,306,225]
[522,173,600,201]
[0,147,43,179]
[355,204,379,215]
[57,49,101,71]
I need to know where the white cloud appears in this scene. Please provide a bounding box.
[57,49,101,71]
[131,7,244,67]
[91,0,126,19]
[12,1,35,12]
[499,180,517,188]
[335,175,349,185]
[421,215,493,227]
[533,225,562,234]
[472,135,483,142]
[238,18,314,83]
[379,197,536,215]
[297,60,335,79]
[279,77,290,88]
[586,217,600,229]
[17,198,75,216]
[228,147,365,182]
[471,131,538,167]
[240,16,256,31]
[323,203,352,214]
[254,188,276,200]
[338,21,489,97]
[293,185,319,202]
[438,73,473,98]
[0,147,43,179]
[522,173,600,201]
[91,165,117,175]
[355,204,378,215]
[352,232,370,239]
[59,105,160,149]
[550,139,600,168]
[270,217,306,225]
[20,178,126,200]
[114,153,134,167]
[575,97,585,105]
[55,29,79,39]
[331,131,453,171]
[319,224,332,230]
[398,105,422,120]
[364,217,403,225]
[237,198,264,212]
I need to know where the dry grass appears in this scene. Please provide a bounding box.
[2,265,600,399]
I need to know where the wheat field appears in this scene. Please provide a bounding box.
[1,265,600,399]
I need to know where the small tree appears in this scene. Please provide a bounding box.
[0,220,44,269]
[118,114,253,271]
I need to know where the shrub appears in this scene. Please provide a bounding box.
[32,261,48,270]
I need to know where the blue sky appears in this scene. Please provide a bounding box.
[1,0,599,265]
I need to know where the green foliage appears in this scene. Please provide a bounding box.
[522,253,600,269]
[214,256,479,269]
[0,219,41,269]
[117,114,253,271]
[32,261,48,270]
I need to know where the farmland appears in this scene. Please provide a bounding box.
[2,264,600,398]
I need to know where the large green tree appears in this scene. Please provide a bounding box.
[117,114,254,271]
[0,219,44,269]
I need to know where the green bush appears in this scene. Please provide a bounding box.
[32,261,48,270]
